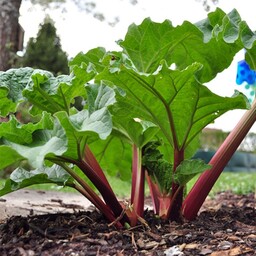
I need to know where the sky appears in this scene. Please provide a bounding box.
[19,0,256,132]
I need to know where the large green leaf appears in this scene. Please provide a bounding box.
[119,9,255,83]
[0,165,74,196]
[54,84,115,159]
[0,112,53,144]
[1,83,115,166]
[86,82,116,114]
[0,67,34,115]
[118,18,175,74]
[3,118,67,168]
[0,112,55,169]
[0,87,16,116]
[87,10,254,165]
[89,117,159,179]
[97,61,249,152]
[23,71,76,115]
[69,47,107,73]
[0,67,34,102]
[0,145,25,169]
[112,103,159,148]
[55,108,112,159]
[89,135,132,180]
[0,67,93,117]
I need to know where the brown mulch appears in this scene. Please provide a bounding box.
[0,191,255,256]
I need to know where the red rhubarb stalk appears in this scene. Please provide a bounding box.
[168,148,185,221]
[145,172,160,214]
[182,99,256,220]
[131,144,145,225]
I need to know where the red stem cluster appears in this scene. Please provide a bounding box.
[182,99,256,220]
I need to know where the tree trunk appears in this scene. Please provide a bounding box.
[0,0,22,71]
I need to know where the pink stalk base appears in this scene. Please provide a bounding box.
[158,196,172,218]
[145,172,160,214]
[169,149,184,221]
[130,144,145,226]
[182,99,256,220]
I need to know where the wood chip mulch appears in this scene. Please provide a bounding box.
[0,191,255,255]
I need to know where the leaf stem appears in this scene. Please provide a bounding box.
[169,148,184,221]
[182,99,256,220]
[130,144,145,225]
[50,153,129,224]
[57,162,123,227]
[72,158,130,224]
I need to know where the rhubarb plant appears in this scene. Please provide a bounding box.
[0,8,255,226]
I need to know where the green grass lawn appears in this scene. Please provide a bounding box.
[201,171,256,196]
[0,171,255,198]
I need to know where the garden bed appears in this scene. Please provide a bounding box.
[0,191,255,255]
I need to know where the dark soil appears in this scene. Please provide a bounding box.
[0,191,255,256]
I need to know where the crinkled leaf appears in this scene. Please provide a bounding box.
[0,67,92,116]
[88,104,159,179]
[88,120,158,179]
[0,145,25,169]
[142,141,173,194]
[87,83,116,114]
[0,88,16,116]
[3,119,67,168]
[111,102,159,148]
[0,165,74,196]
[0,67,84,116]
[69,108,112,140]
[119,18,174,74]
[69,47,107,73]
[0,67,34,115]
[55,108,112,159]
[0,67,34,102]
[23,71,73,114]
[119,9,256,83]
[174,159,211,186]
[54,84,115,159]
[0,112,53,144]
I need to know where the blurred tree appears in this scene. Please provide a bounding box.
[21,17,69,75]
[196,0,219,11]
[0,0,23,71]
